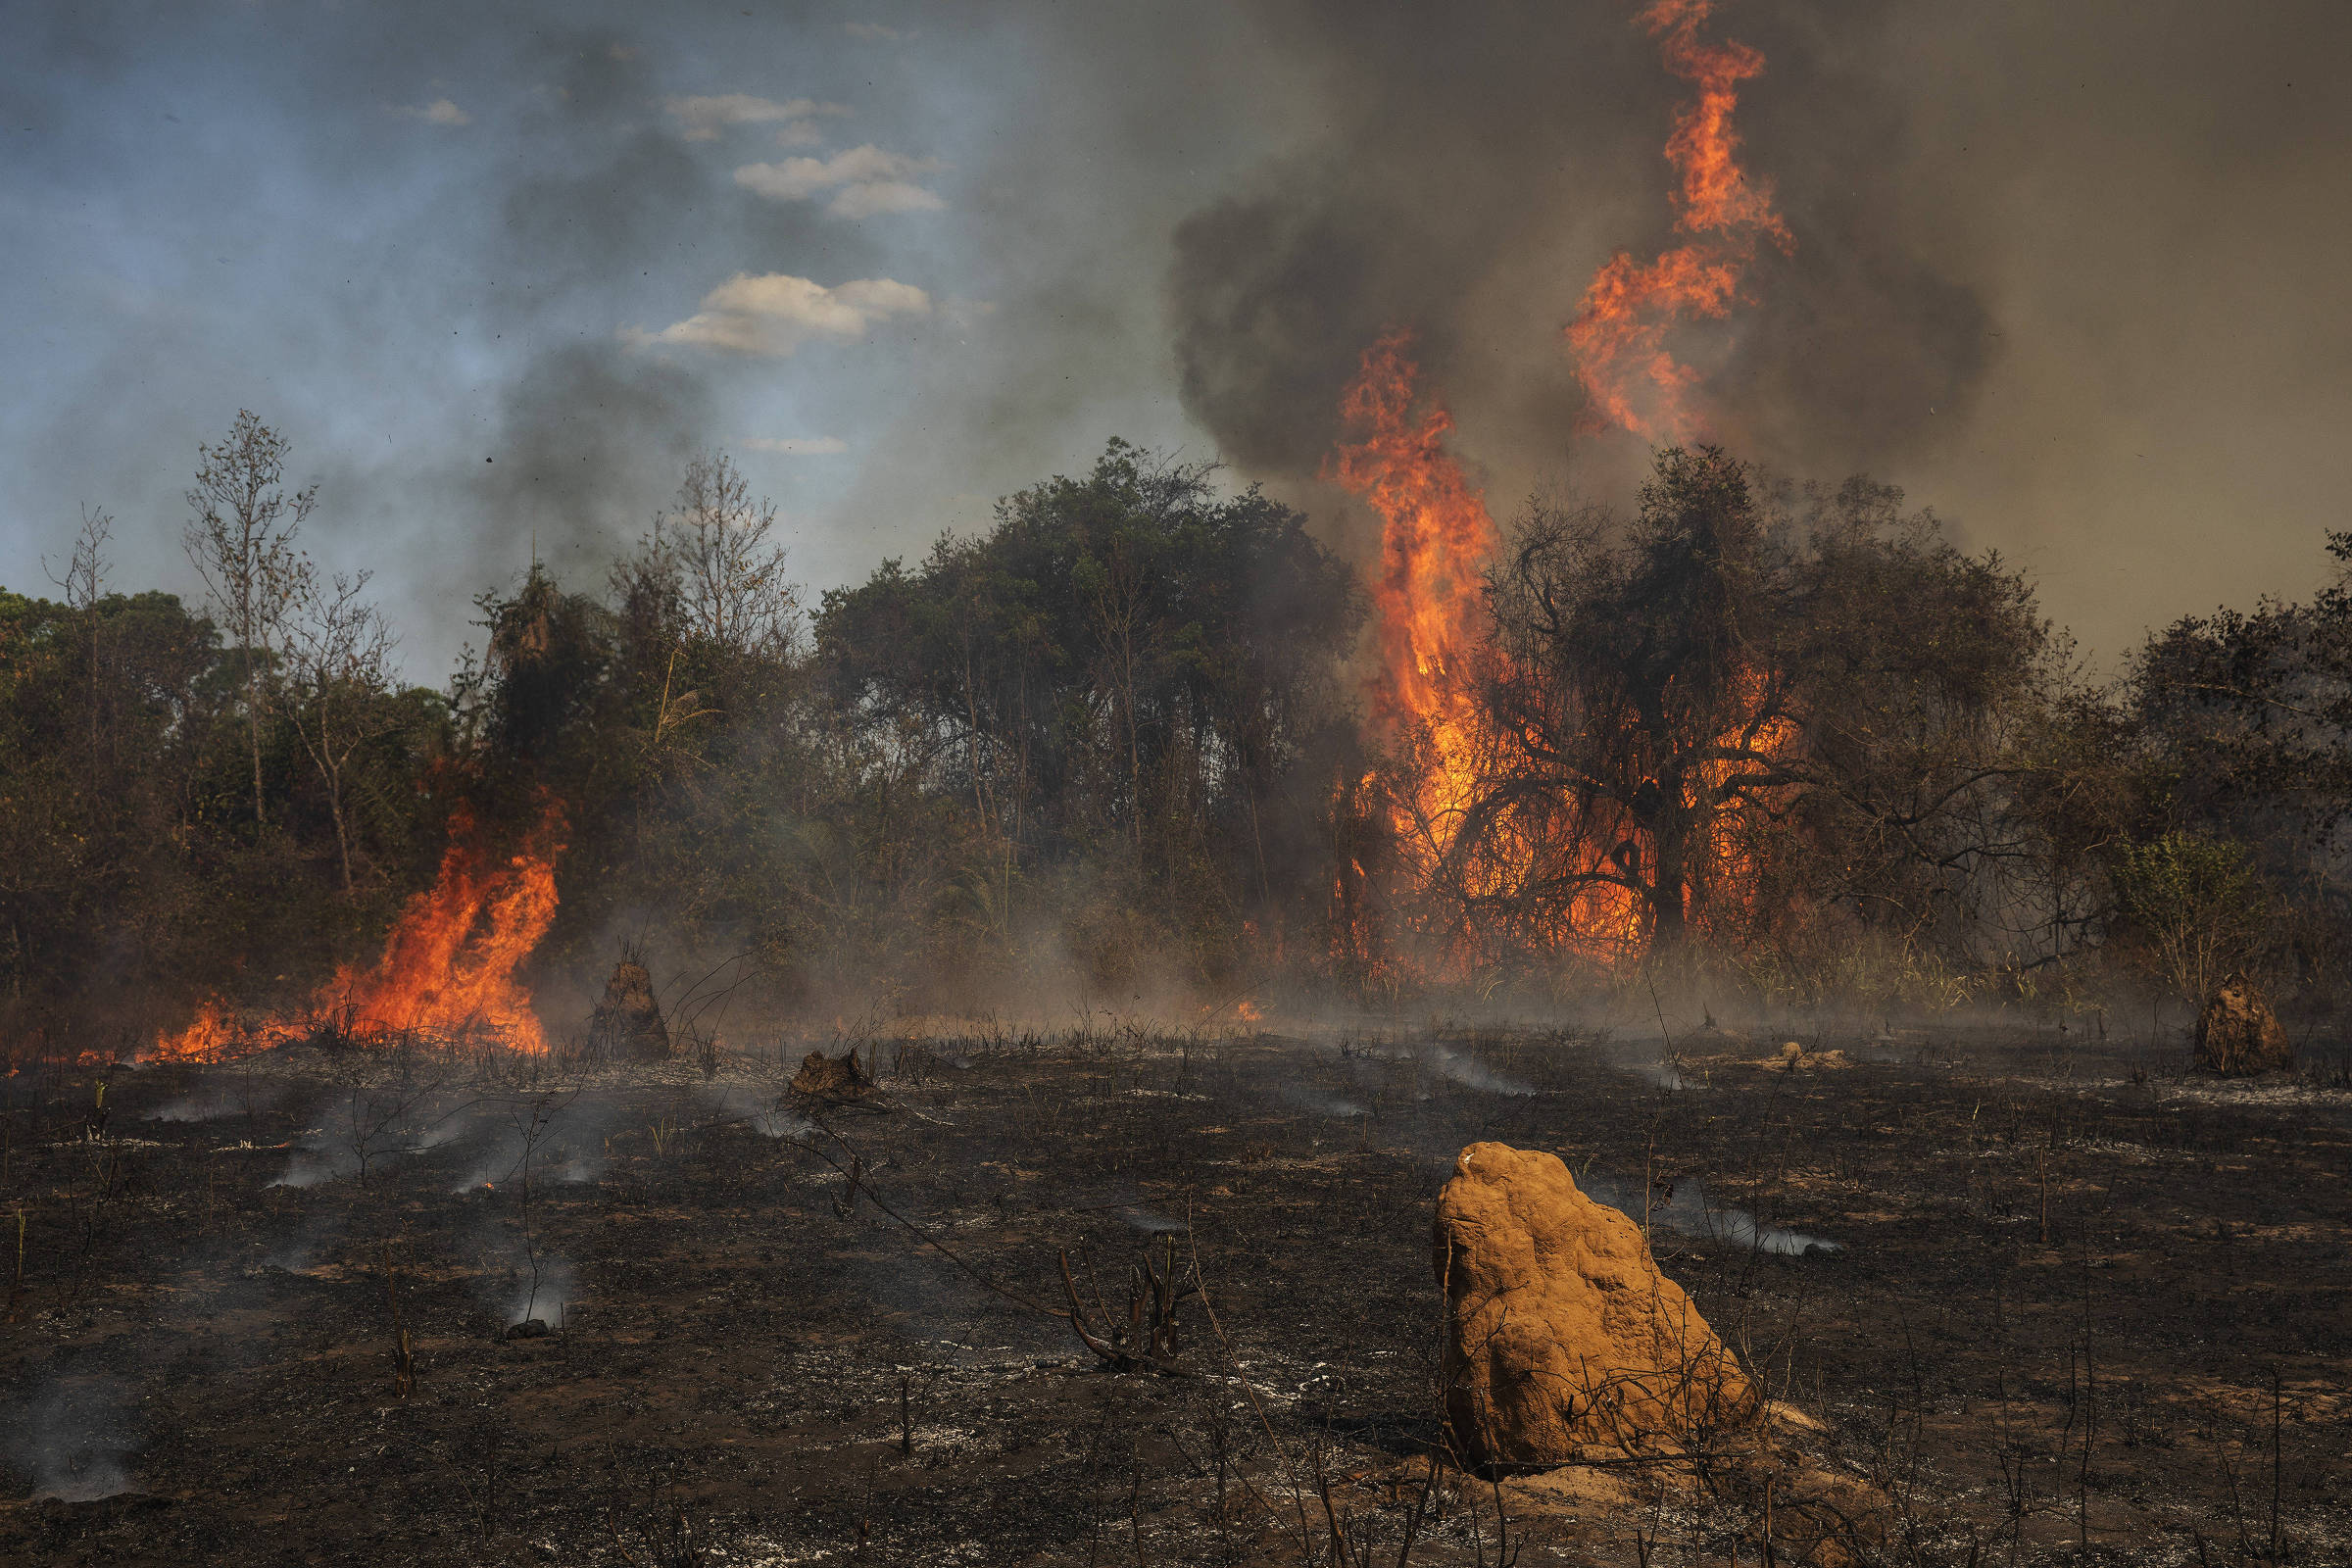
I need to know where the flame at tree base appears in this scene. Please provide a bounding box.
[1326,341,1795,980]
[152,803,565,1062]
[1326,334,1643,973]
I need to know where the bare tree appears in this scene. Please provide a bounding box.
[282,564,401,892]
[663,450,798,660]
[45,506,113,787]
[183,412,314,826]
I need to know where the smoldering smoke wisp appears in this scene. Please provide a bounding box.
[2,1375,137,1502]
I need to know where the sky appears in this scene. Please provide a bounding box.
[3,0,2347,681]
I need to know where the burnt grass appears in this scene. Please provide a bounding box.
[1,1021,2348,1566]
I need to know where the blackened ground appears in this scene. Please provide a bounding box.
[0,1020,2346,1565]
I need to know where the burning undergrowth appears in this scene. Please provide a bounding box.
[151,801,565,1066]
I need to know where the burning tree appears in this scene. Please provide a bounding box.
[1328,344,2084,990]
[1462,454,2083,986]
[1465,447,1799,962]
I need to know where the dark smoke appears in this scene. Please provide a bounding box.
[1166,0,1995,506]
[447,29,878,612]
[466,344,712,583]
[9,0,2352,669]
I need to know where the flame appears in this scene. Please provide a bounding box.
[1327,329,1498,852]
[150,802,565,1060]
[1328,335,1647,963]
[152,997,243,1064]
[1685,667,1800,940]
[327,802,564,1053]
[1565,0,1792,442]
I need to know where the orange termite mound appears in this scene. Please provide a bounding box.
[2193,973,2292,1076]
[151,801,565,1060]
[1434,1143,1755,1463]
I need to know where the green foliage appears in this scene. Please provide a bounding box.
[13,419,2352,1038]
[816,440,1363,991]
[2111,831,2268,1003]
[0,580,445,1024]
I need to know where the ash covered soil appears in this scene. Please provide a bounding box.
[2,1024,2348,1565]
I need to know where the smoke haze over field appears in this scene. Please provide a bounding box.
[3,1,2347,673]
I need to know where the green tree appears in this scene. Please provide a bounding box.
[2111,832,2267,1004]
[817,441,1361,982]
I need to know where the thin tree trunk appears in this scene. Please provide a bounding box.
[1649,811,1690,959]
[328,771,354,893]
[249,682,267,827]
[243,618,268,827]
[1124,639,1141,857]
[86,616,102,794]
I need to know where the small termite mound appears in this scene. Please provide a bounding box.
[588,948,670,1063]
[2194,973,2292,1076]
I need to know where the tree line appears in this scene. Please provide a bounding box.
[2,417,2343,1047]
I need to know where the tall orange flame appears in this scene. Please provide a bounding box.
[151,802,565,1060]
[327,802,564,1053]
[1326,338,1797,968]
[1566,0,1792,442]
[1327,330,1499,858]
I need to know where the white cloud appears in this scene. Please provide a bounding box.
[775,120,826,148]
[396,98,470,126]
[746,436,850,456]
[663,93,850,142]
[626,273,931,357]
[734,145,945,217]
[824,180,945,219]
[845,22,909,41]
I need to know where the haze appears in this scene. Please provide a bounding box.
[4,0,2345,677]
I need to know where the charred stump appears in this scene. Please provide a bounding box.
[789,1049,873,1103]
[1060,1235,1193,1375]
